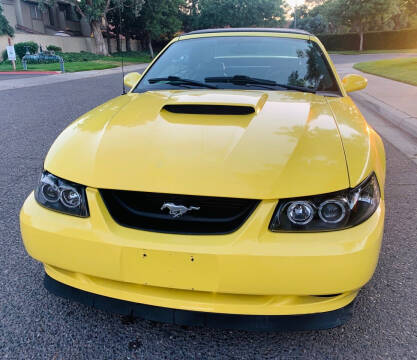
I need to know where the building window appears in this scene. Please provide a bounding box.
[30,4,42,20]
[58,3,80,22]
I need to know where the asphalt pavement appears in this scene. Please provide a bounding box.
[0,64,416,359]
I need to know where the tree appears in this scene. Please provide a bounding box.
[41,0,111,55]
[42,0,143,55]
[328,0,395,50]
[386,0,417,30]
[0,3,14,36]
[136,0,184,58]
[180,0,199,32]
[290,3,331,34]
[197,0,286,29]
[107,0,145,52]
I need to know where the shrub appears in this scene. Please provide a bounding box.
[364,28,417,50]
[57,51,102,62]
[318,28,417,51]
[46,45,62,52]
[318,33,360,51]
[14,41,38,59]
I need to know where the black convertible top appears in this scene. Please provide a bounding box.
[183,28,312,36]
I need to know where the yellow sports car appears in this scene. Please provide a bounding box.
[20,28,385,331]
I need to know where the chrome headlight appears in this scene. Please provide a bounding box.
[270,173,380,232]
[35,171,89,217]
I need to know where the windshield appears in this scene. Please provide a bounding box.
[134,36,340,94]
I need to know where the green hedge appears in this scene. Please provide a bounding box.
[318,33,359,51]
[1,41,38,61]
[318,28,417,51]
[46,45,62,52]
[56,51,102,62]
[14,41,38,59]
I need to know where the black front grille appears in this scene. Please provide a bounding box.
[100,190,259,235]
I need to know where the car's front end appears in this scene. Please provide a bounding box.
[20,29,386,330]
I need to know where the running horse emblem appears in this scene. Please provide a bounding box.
[161,203,200,218]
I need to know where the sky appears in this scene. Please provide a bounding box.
[286,0,305,7]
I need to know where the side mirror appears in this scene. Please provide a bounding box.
[124,72,142,89]
[342,74,368,93]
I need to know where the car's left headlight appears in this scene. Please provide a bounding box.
[34,171,89,217]
[269,173,381,232]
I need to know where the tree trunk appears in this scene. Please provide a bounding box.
[359,30,364,51]
[106,28,112,54]
[126,34,132,52]
[91,20,108,56]
[392,14,401,30]
[116,32,121,53]
[148,37,154,58]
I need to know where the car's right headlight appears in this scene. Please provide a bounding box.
[34,171,89,217]
[269,173,381,232]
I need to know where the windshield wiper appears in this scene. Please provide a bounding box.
[148,76,218,89]
[205,75,316,94]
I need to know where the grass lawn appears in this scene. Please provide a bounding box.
[353,57,417,86]
[0,52,151,73]
[330,49,417,55]
[0,61,118,72]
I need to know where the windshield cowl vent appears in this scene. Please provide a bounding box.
[163,104,255,115]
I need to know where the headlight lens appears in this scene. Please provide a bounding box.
[35,171,89,217]
[270,173,380,232]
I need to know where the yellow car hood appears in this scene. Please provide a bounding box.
[45,90,350,199]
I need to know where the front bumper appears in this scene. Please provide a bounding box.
[21,188,385,317]
[44,273,354,331]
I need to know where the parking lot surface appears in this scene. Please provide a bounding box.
[0,70,416,359]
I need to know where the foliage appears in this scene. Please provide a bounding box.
[12,41,39,59]
[0,3,14,36]
[138,0,184,41]
[318,28,417,51]
[56,51,103,62]
[291,4,329,34]
[318,33,360,51]
[131,0,184,57]
[0,51,150,71]
[106,0,145,52]
[41,0,111,22]
[293,0,417,37]
[46,45,62,52]
[196,0,286,29]
[110,50,150,60]
[327,0,394,32]
[41,0,143,55]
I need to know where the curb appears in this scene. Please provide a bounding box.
[0,63,148,92]
[0,71,60,75]
[352,91,417,139]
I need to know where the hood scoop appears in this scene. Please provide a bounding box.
[161,91,269,115]
[163,104,255,115]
